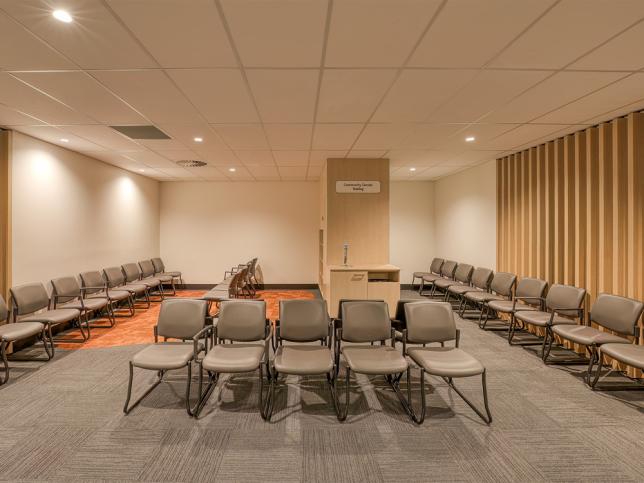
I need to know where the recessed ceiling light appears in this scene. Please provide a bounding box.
[409,167,416,172]
[228,167,236,172]
[465,136,476,142]
[193,137,203,143]
[60,138,69,143]
[139,169,145,173]
[52,9,73,23]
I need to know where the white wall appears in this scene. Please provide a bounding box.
[11,132,160,287]
[390,181,434,284]
[433,160,497,269]
[160,181,319,284]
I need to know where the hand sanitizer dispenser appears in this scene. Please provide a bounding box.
[343,242,349,266]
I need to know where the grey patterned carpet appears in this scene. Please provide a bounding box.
[0,290,642,482]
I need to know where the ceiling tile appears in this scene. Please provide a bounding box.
[409,0,554,67]
[307,165,323,179]
[247,165,280,178]
[309,149,346,165]
[0,103,43,126]
[353,124,413,150]
[213,124,269,149]
[373,69,477,123]
[246,70,318,123]
[226,166,254,180]
[425,70,551,123]
[187,167,229,180]
[570,20,644,71]
[485,123,575,150]
[63,125,143,151]
[325,0,442,67]
[13,71,147,124]
[316,69,397,122]
[107,0,235,68]
[489,0,644,69]
[388,149,452,167]
[156,123,229,150]
[398,124,465,149]
[346,150,386,158]
[416,165,464,180]
[221,0,327,67]
[264,124,312,150]
[311,123,363,150]
[278,166,307,179]
[120,150,178,168]
[234,150,275,166]
[151,149,198,162]
[167,69,259,123]
[440,123,519,150]
[14,125,104,151]
[157,167,199,178]
[272,150,309,166]
[437,150,501,167]
[0,0,156,69]
[92,70,204,124]
[138,138,188,151]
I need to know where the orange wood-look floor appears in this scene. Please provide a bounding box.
[58,290,315,350]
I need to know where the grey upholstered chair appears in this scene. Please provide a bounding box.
[141,260,175,296]
[597,343,644,390]
[420,260,457,296]
[51,275,113,333]
[334,301,408,421]
[446,267,493,307]
[462,272,518,325]
[9,283,82,354]
[151,257,183,285]
[0,295,51,385]
[401,302,491,424]
[123,262,163,303]
[123,298,209,415]
[266,299,335,420]
[513,283,586,358]
[549,294,644,386]
[193,300,271,419]
[485,277,547,338]
[413,258,443,291]
[432,263,473,298]
[103,266,149,309]
[80,270,134,317]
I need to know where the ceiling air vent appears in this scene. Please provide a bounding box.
[176,160,207,168]
[110,125,170,140]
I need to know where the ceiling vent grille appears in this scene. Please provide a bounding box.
[176,160,207,168]
[110,125,170,140]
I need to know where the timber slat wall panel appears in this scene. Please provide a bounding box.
[497,113,644,377]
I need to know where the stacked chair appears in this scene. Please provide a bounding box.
[420,260,456,296]
[413,258,443,291]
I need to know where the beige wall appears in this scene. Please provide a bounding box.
[11,132,160,287]
[433,160,497,269]
[390,181,434,284]
[159,181,319,284]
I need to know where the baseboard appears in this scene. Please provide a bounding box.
[180,283,319,290]
[180,284,216,290]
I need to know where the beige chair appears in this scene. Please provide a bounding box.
[0,295,51,385]
[266,299,335,421]
[487,277,548,339]
[433,263,473,299]
[334,301,408,422]
[401,302,491,424]
[193,300,271,419]
[151,257,183,285]
[123,299,210,415]
[51,275,113,333]
[103,266,149,309]
[596,344,644,390]
[461,272,518,325]
[140,260,175,296]
[79,270,134,317]
[548,294,644,387]
[123,262,163,303]
[9,283,83,355]
[446,267,493,309]
[413,258,443,292]
[420,260,456,296]
[513,284,586,358]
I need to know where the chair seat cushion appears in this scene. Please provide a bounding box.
[274,345,333,375]
[514,311,577,327]
[487,300,536,314]
[434,278,456,289]
[341,346,408,375]
[408,347,484,377]
[448,284,479,295]
[157,275,173,283]
[22,308,80,325]
[104,290,130,301]
[464,291,503,303]
[600,343,644,370]
[162,271,181,278]
[552,325,629,346]
[121,284,147,294]
[132,342,199,370]
[61,297,108,312]
[140,278,161,288]
[0,322,45,342]
[413,271,431,278]
[201,290,229,302]
[421,274,440,283]
[202,343,264,373]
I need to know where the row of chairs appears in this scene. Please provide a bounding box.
[414,258,644,390]
[202,258,259,308]
[125,298,491,425]
[0,257,181,385]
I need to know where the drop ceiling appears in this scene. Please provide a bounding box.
[1,0,644,181]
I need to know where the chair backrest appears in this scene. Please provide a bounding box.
[279,299,329,341]
[151,257,165,274]
[336,298,385,321]
[515,277,548,305]
[405,301,457,344]
[51,276,82,304]
[10,283,50,316]
[157,299,207,340]
[341,301,391,343]
[248,257,258,277]
[103,266,126,287]
[79,270,106,295]
[590,293,644,336]
[0,295,8,323]
[122,263,142,283]
[429,258,444,274]
[139,260,156,279]
[469,267,491,290]
[545,284,586,317]
[440,260,457,278]
[490,272,517,297]
[217,300,267,341]
[454,263,474,284]
[393,299,418,325]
